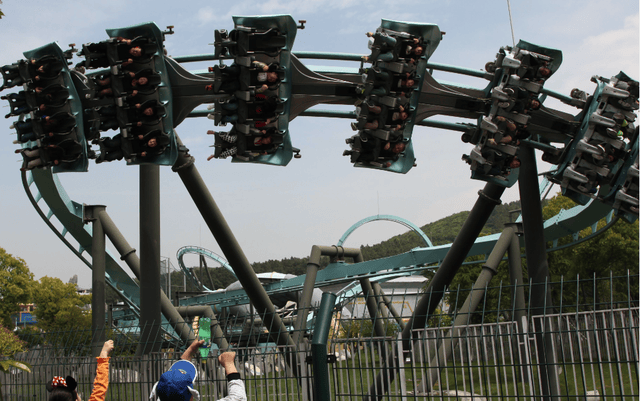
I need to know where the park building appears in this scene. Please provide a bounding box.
[344,275,427,321]
[12,303,36,328]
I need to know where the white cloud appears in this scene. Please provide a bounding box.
[196,7,217,24]
[555,12,639,97]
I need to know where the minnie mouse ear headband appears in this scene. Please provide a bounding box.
[46,376,78,393]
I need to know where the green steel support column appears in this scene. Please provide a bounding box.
[172,137,295,351]
[175,306,229,350]
[360,278,387,339]
[138,165,162,356]
[107,304,113,331]
[370,283,393,327]
[361,277,392,401]
[98,210,195,344]
[507,224,527,320]
[293,246,362,345]
[507,224,530,383]
[420,227,513,393]
[372,282,406,331]
[517,146,561,401]
[366,183,505,399]
[293,245,322,346]
[86,205,107,358]
[403,183,504,345]
[312,292,337,401]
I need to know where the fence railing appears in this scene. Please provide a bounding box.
[2,274,638,400]
[328,307,639,400]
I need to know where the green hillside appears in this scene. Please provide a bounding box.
[184,199,525,290]
[169,195,637,321]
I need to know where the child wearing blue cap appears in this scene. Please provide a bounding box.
[149,339,246,401]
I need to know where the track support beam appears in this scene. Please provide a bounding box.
[85,205,107,358]
[518,145,561,401]
[172,136,296,352]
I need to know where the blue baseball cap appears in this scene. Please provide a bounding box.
[149,360,200,401]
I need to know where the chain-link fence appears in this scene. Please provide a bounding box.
[2,274,638,400]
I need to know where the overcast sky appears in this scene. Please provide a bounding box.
[0,1,637,288]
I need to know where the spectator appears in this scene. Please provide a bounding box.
[149,340,246,401]
[47,340,114,401]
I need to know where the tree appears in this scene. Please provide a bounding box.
[0,324,31,401]
[543,193,639,278]
[32,276,91,331]
[543,193,639,309]
[0,324,26,359]
[0,248,34,328]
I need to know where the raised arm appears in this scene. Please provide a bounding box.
[89,340,114,401]
[217,352,246,401]
[180,339,205,361]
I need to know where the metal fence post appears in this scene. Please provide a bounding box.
[312,292,337,401]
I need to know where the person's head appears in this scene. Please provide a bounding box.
[404,79,415,87]
[538,66,551,77]
[261,136,272,145]
[266,71,279,83]
[138,76,149,86]
[150,360,199,401]
[143,107,154,116]
[129,46,142,58]
[49,389,80,401]
[392,142,406,154]
[47,376,80,401]
[147,138,158,147]
[530,99,541,110]
[399,111,409,121]
[509,158,521,168]
[413,46,424,56]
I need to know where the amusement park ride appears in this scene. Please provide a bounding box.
[2,14,637,399]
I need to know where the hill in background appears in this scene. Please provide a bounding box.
[250,200,525,278]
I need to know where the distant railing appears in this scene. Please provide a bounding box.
[2,274,638,400]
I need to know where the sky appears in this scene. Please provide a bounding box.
[0,0,637,288]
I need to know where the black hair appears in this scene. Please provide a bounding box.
[48,388,77,401]
[46,376,78,401]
